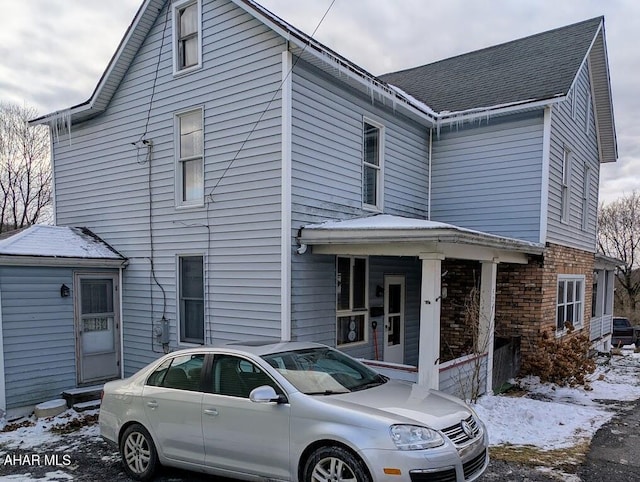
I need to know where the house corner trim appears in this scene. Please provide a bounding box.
[539,105,553,244]
[281,49,293,341]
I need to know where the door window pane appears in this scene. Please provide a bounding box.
[81,279,113,314]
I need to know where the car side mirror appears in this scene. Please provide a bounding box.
[249,385,287,404]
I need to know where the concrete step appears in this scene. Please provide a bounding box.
[61,385,103,408]
[73,399,101,412]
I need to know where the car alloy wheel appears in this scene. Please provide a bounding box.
[120,424,158,481]
[304,446,371,482]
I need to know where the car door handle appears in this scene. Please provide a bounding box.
[146,400,158,409]
[203,408,218,416]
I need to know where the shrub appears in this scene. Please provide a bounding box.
[521,325,596,387]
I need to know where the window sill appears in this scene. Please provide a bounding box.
[173,64,202,78]
[363,204,383,214]
[336,340,369,349]
[175,202,206,211]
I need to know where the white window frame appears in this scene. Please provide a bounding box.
[175,107,204,208]
[556,275,585,333]
[336,256,369,347]
[177,254,205,345]
[581,163,591,230]
[362,117,384,212]
[560,147,572,223]
[172,0,202,76]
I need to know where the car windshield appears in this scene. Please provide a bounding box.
[262,347,387,395]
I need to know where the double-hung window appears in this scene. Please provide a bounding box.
[179,255,204,344]
[336,257,368,346]
[176,109,204,206]
[173,0,201,74]
[363,119,383,210]
[556,275,584,331]
[561,148,571,222]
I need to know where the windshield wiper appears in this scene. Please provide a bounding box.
[304,390,348,396]
[351,375,389,392]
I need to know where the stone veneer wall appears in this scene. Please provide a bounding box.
[495,243,594,364]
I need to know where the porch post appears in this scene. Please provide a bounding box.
[479,260,498,395]
[418,253,444,389]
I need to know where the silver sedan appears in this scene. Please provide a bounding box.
[99,341,488,481]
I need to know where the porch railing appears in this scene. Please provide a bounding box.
[590,314,613,341]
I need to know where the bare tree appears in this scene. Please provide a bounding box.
[598,191,640,314]
[0,103,51,233]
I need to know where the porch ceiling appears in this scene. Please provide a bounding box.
[299,215,544,264]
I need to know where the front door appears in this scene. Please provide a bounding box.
[75,272,121,384]
[384,275,405,364]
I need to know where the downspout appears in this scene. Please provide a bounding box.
[49,126,57,225]
[119,266,125,379]
[427,128,433,220]
[0,288,6,415]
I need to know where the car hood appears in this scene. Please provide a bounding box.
[320,379,472,430]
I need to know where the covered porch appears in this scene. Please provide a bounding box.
[299,215,544,396]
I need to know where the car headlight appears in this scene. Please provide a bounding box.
[389,424,444,450]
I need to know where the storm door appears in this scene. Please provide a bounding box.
[74,273,121,384]
[383,275,405,364]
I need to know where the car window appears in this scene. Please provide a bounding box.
[212,355,281,398]
[262,347,387,395]
[146,354,205,392]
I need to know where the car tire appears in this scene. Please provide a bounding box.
[303,445,371,482]
[119,424,159,481]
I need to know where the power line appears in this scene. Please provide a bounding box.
[207,0,338,201]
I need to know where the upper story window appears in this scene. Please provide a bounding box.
[556,275,584,332]
[173,0,202,74]
[561,147,572,223]
[176,108,204,206]
[363,119,384,211]
[336,256,368,346]
[179,255,204,344]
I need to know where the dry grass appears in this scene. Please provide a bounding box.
[490,441,590,472]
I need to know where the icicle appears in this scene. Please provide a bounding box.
[48,110,72,146]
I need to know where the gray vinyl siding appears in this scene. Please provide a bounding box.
[430,112,545,243]
[289,60,429,358]
[0,266,76,409]
[51,0,286,374]
[546,63,600,251]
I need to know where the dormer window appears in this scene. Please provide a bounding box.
[173,0,202,74]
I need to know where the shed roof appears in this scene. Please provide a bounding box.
[0,225,126,266]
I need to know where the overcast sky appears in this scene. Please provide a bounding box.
[1,0,638,203]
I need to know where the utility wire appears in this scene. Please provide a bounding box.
[207,0,337,200]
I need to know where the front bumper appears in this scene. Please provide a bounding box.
[358,432,488,482]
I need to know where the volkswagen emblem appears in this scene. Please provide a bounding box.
[461,420,474,438]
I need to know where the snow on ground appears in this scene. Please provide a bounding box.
[475,349,640,450]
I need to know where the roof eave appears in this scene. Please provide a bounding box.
[300,227,544,255]
[30,0,160,127]
[0,255,128,268]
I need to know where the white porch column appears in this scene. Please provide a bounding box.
[479,260,498,395]
[418,253,444,389]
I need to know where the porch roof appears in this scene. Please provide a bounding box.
[0,225,127,268]
[299,214,544,263]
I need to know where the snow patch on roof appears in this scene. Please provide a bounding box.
[0,225,124,259]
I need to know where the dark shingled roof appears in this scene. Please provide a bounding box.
[379,17,603,114]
